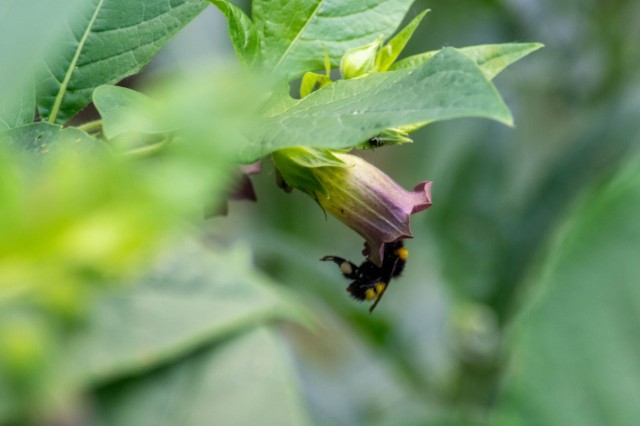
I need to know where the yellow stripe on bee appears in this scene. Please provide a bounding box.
[364,288,377,300]
[365,282,387,300]
[395,247,409,261]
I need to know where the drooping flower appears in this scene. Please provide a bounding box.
[208,161,261,216]
[229,161,261,202]
[272,147,431,266]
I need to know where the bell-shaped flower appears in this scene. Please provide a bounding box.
[273,147,431,266]
[208,161,261,216]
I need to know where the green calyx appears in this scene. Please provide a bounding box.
[272,147,348,197]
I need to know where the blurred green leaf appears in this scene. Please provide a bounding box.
[495,157,640,425]
[0,83,34,132]
[0,0,83,126]
[0,122,105,158]
[70,240,305,383]
[93,66,264,161]
[253,0,415,81]
[240,48,512,162]
[0,309,61,422]
[376,10,429,72]
[208,0,260,68]
[0,123,183,306]
[93,85,174,139]
[37,0,207,124]
[94,327,311,426]
[391,43,544,80]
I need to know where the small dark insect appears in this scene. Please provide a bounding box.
[368,136,385,148]
[321,241,408,312]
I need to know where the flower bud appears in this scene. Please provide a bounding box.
[340,37,383,79]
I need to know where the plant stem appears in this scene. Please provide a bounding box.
[125,141,166,157]
[77,119,103,134]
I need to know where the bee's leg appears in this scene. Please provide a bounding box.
[320,255,359,279]
[348,278,386,302]
[369,257,400,313]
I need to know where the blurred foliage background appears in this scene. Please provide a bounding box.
[193,0,640,424]
[1,0,640,424]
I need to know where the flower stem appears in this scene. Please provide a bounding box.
[76,119,103,134]
[125,141,167,157]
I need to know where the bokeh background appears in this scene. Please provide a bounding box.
[2,0,640,424]
[160,0,640,424]
[144,0,640,424]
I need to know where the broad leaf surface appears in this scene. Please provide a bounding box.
[94,327,311,426]
[208,0,260,67]
[253,0,415,80]
[391,43,544,80]
[69,241,303,383]
[0,0,83,129]
[239,48,513,162]
[37,0,207,124]
[94,85,174,139]
[495,157,640,425]
[0,85,34,132]
[0,122,104,158]
[376,9,429,72]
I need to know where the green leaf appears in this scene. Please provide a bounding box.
[0,0,84,128]
[376,10,429,72]
[208,0,260,68]
[94,327,311,426]
[37,0,207,124]
[239,48,513,162]
[495,157,640,425]
[253,0,415,81]
[0,84,34,132]
[272,147,347,196]
[0,122,104,158]
[299,72,332,98]
[391,43,544,80]
[69,241,305,383]
[94,85,174,139]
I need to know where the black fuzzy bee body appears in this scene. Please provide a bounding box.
[321,241,408,312]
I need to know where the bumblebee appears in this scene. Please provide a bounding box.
[321,241,408,312]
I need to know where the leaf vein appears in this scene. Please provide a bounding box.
[48,0,106,123]
[273,0,326,72]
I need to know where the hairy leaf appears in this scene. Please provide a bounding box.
[94,328,311,426]
[69,241,304,383]
[37,0,207,124]
[239,48,513,162]
[0,122,104,159]
[0,0,84,129]
[253,0,415,80]
[94,85,173,139]
[376,9,429,72]
[391,43,544,80]
[495,157,640,425]
[208,0,260,67]
[0,85,34,132]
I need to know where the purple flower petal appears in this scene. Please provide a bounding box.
[313,153,432,266]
